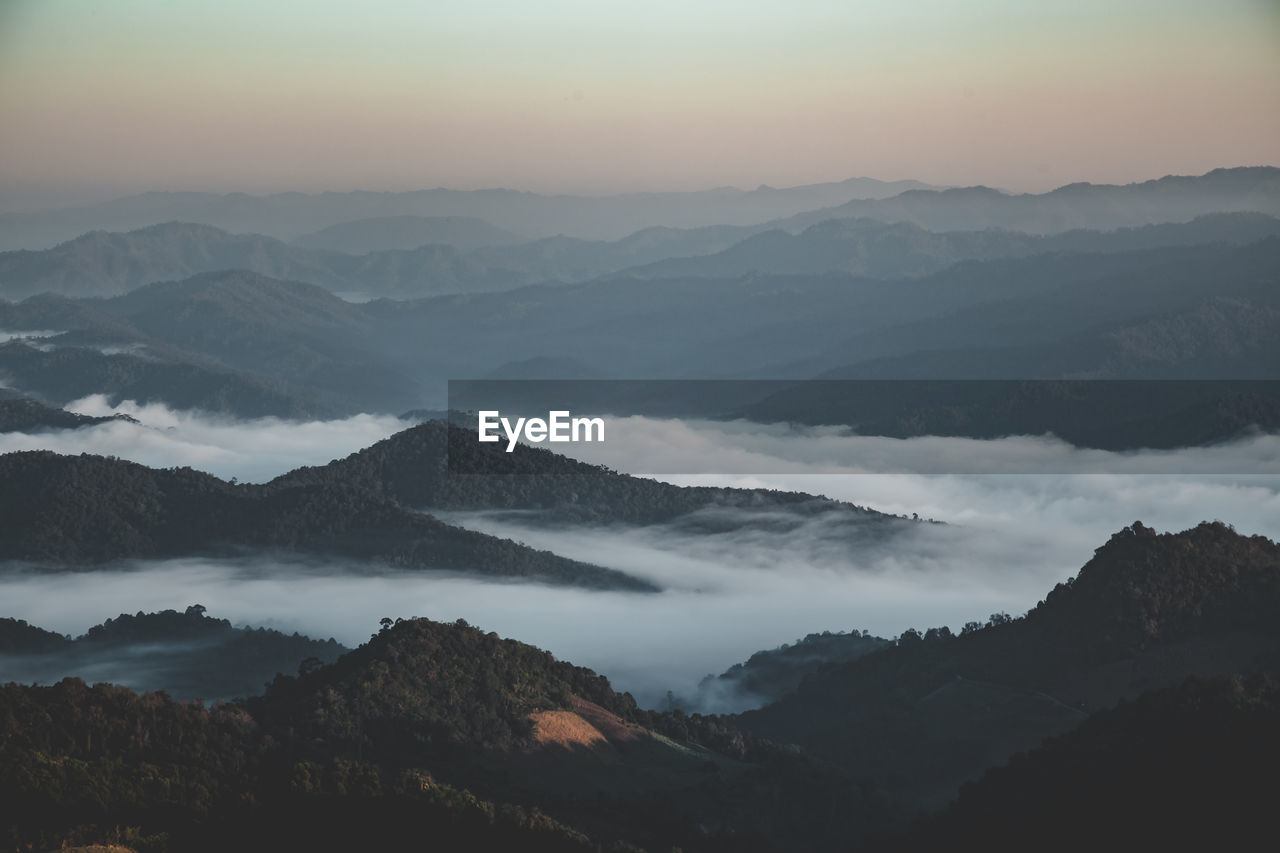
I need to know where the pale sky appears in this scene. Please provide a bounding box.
[1,0,1278,207]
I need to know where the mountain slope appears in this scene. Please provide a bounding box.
[630,212,1280,279]
[0,617,848,852]
[0,606,347,701]
[739,522,1280,810]
[876,673,1280,852]
[0,450,653,590]
[292,215,525,253]
[0,176,934,250]
[270,420,902,529]
[781,166,1280,234]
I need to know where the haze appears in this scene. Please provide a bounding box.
[2,0,1278,209]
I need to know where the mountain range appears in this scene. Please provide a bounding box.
[2,521,1277,851]
[0,175,935,250]
[3,209,1278,302]
[2,233,1276,430]
[0,421,901,588]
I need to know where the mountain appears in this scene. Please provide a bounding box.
[8,209,1277,303]
[270,420,902,529]
[0,222,353,300]
[628,212,1280,280]
[685,629,891,712]
[0,221,763,300]
[0,271,418,414]
[0,176,935,250]
[0,606,346,701]
[778,238,1280,380]
[372,239,1280,383]
[3,524,1277,850]
[291,215,526,253]
[0,339,328,419]
[4,240,1276,421]
[0,449,653,591]
[0,616,849,852]
[738,521,1280,812]
[876,672,1280,852]
[735,379,1280,450]
[0,393,136,432]
[816,295,1280,382]
[779,166,1280,235]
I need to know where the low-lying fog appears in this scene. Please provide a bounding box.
[1,405,1277,710]
[0,396,411,483]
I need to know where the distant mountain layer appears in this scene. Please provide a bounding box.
[0,607,346,701]
[2,209,1277,301]
[736,379,1280,450]
[781,165,1280,234]
[0,175,934,249]
[1,240,1276,420]
[632,212,1280,280]
[291,215,525,253]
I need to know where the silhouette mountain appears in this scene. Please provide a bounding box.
[739,521,1280,812]
[0,449,654,590]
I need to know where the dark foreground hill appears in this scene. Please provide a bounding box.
[873,673,1280,852]
[738,521,1280,812]
[0,617,850,853]
[2,523,1278,850]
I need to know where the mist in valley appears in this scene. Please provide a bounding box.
[2,407,1276,711]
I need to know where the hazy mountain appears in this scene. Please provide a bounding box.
[102,271,421,410]
[0,220,762,300]
[628,212,1280,280]
[0,606,347,701]
[0,222,353,300]
[0,176,936,250]
[0,449,653,591]
[291,215,526,253]
[795,239,1280,380]
[0,222,525,301]
[374,239,1280,384]
[738,521,1280,811]
[0,339,326,418]
[7,209,1275,304]
[779,166,1280,235]
[4,240,1275,420]
[818,296,1280,381]
[736,379,1280,450]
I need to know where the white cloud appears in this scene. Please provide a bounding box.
[0,395,411,482]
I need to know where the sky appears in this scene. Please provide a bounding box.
[0,0,1278,206]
